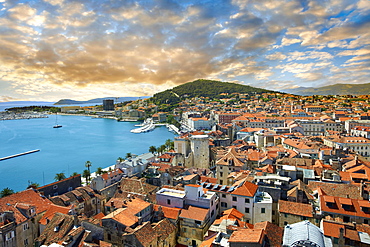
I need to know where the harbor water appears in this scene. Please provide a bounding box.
[0,115,174,192]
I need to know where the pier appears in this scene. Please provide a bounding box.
[0,149,40,161]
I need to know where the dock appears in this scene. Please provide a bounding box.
[0,149,40,161]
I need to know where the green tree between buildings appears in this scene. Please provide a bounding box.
[96,167,104,175]
[82,169,91,184]
[84,161,92,183]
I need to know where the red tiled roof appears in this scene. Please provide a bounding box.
[179,206,208,222]
[229,229,265,243]
[320,195,370,218]
[254,221,283,247]
[39,204,72,225]
[231,181,258,197]
[278,200,313,217]
[153,204,181,220]
[0,189,53,224]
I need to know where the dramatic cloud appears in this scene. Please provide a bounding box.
[0,0,369,101]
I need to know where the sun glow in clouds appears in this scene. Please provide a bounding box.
[0,0,369,101]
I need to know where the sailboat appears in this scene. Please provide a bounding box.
[53,113,62,128]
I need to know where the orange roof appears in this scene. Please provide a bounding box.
[229,229,265,243]
[278,200,313,217]
[320,195,370,218]
[231,181,258,197]
[153,204,181,220]
[0,189,53,224]
[179,206,208,221]
[39,204,72,225]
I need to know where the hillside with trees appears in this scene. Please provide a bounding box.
[282,83,370,96]
[151,79,276,104]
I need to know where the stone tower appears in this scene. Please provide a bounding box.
[189,135,209,169]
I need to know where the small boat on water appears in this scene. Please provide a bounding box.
[53,113,62,128]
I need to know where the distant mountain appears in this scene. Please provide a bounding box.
[282,83,370,96]
[151,79,277,104]
[54,96,149,105]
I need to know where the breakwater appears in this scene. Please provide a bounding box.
[0,149,40,161]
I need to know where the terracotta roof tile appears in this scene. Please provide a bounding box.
[153,204,181,220]
[229,229,265,243]
[179,206,208,222]
[278,200,313,217]
[321,195,370,218]
[231,181,258,197]
[0,189,53,224]
[254,221,283,247]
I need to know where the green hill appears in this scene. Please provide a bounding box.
[283,83,370,96]
[151,79,276,104]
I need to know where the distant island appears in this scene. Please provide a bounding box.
[54,96,150,105]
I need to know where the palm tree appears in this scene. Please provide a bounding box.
[85,161,92,174]
[82,169,91,184]
[125,153,132,159]
[96,167,104,175]
[70,172,79,177]
[117,157,124,163]
[54,173,66,181]
[27,181,39,189]
[149,146,157,154]
[0,187,14,198]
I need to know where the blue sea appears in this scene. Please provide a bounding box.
[0,114,174,192]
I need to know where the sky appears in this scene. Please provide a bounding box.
[0,0,369,102]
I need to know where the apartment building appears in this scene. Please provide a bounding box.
[200,181,273,224]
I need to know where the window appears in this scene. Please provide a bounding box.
[284,221,288,226]
[245,198,250,203]
[220,172,223,177]
[5,231,15,241]
[232,196,237,202]
[195,220,201,225]
[232,205,237,209]
[364,219,369,224]
[261,208,265,214]
[23,223,28,231]
[222,194,226,198]
[221,202,228,208]
[343,216,350,223]
[167,199,171,205]
[245,208,250,213]
[301,216,307,220]
[272,210,275,215]
[220,180,223,184]
[24,239,28,246]
[53,185,58,189]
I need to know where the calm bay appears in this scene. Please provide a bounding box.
[0,115,174,192]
